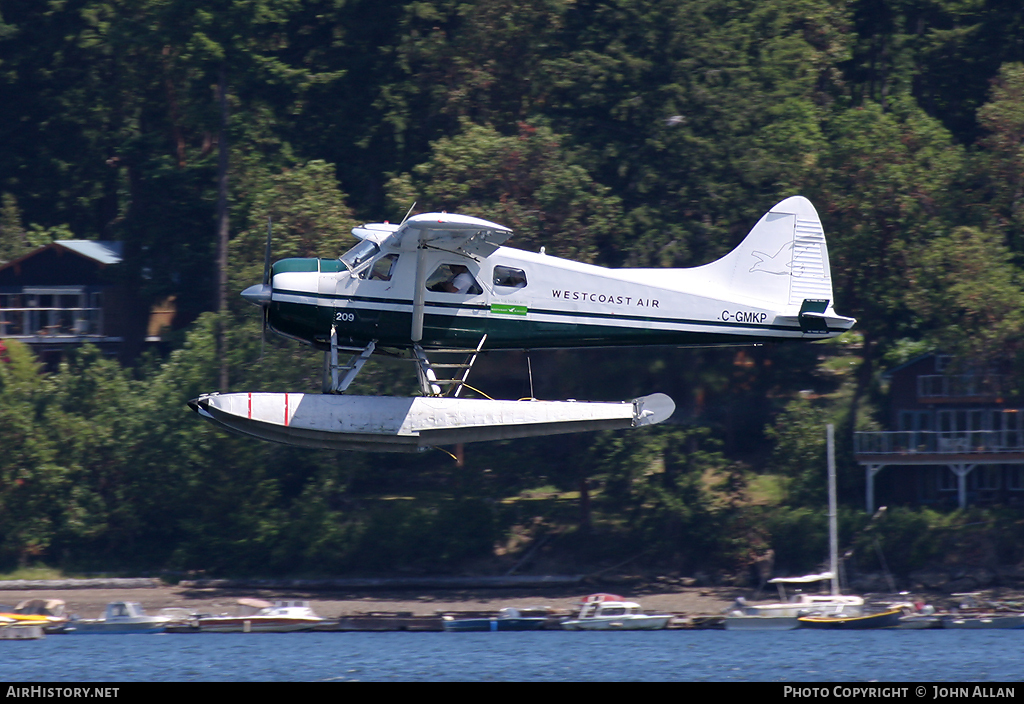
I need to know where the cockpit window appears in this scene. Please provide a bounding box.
[493,266,527,289]
[340,240,379,272]
[426,264,482,295]
[366,254,399,281]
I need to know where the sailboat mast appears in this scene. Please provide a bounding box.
[827,423,839,596]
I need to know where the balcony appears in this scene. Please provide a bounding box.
[854,430,1024,463]
[0,306,114,342]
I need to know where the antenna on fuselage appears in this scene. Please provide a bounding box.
[400,201,417,226]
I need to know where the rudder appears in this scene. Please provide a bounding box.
[694,196,834,311]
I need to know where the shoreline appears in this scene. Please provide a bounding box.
[4,578,1022,622]
[0,581,743,620]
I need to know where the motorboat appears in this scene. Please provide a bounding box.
[6,598,70,633]
[895,602,942,629]
[942,614,1024,629]
[560,593,671,631]
[67,601,172,634]
[194,599,327,633]
[442,607,549,632]
[938,593,1024,629]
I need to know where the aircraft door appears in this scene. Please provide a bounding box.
[422,260,488,346]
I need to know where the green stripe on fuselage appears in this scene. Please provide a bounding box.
[269,297,803,351]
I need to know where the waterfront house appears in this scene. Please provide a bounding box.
[853,354,1024,511]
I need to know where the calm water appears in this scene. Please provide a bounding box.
[2,630,1022,682]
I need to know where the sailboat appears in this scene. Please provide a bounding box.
[726,425,865,631]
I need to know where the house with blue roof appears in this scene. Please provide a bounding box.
[0,240,174,364]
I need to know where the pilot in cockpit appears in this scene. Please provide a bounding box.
[429,264,482,294]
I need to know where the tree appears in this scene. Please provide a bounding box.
[906,226,1024,369]
[386,121,623,263]
[974,62,1024,255]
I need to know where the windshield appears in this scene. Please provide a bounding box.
[340,240,379,272]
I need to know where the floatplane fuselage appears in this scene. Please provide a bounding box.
[190,196,854,452]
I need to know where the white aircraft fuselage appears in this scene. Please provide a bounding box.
[262,196,854,352]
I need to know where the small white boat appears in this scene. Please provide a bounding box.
[195,599,327,633]
[939,594,1024,629]
[942,614,1024,629]
[67,602,172,634]
[561,594,671,631]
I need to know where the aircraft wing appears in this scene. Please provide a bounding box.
[384,213,513,258]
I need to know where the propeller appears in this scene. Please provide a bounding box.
[240,217,274,357]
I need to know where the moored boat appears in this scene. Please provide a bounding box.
[797,607,903,630]
[67,602,172,634]
[941,614,1024,629]
[561,593,671,631]
[194,599,327,633]
[6,599,70,634]
[443,607,549,632]
[730,573,865,621]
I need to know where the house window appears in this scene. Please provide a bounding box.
[970,466,1001,491]
[899,411,932,431]
[937,467,958,492]
[995,410,1023,448]
[1007,466,1024,491]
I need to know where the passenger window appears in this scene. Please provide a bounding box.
[366,254,399,281]
[426,263,482,295]
[493,266,527,289]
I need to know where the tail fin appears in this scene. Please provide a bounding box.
[695,196,834,310]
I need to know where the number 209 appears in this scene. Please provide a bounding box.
[335,311,355,322]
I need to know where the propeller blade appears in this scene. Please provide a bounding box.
[263,216,273,286]
[261,305,268,361]
[260,216,272,361]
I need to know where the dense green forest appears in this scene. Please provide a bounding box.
[2,0,1024,580]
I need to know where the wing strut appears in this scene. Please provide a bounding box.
[322,327,376,394]
[411,244,428,342]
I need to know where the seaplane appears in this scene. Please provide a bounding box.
[189,195,854,452]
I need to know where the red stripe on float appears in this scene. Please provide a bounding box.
[248,393,252,419]
[284,393,290,426]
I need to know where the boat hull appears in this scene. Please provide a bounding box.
[897,615,943,629]
[724,615,801,631]
[798,608,902,630]
[942,615,1024,629]
[561,615,671,631]
[68,620,168,634]
[195,617,325,633]
[443,617,548,632]
[0,625,45,640]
